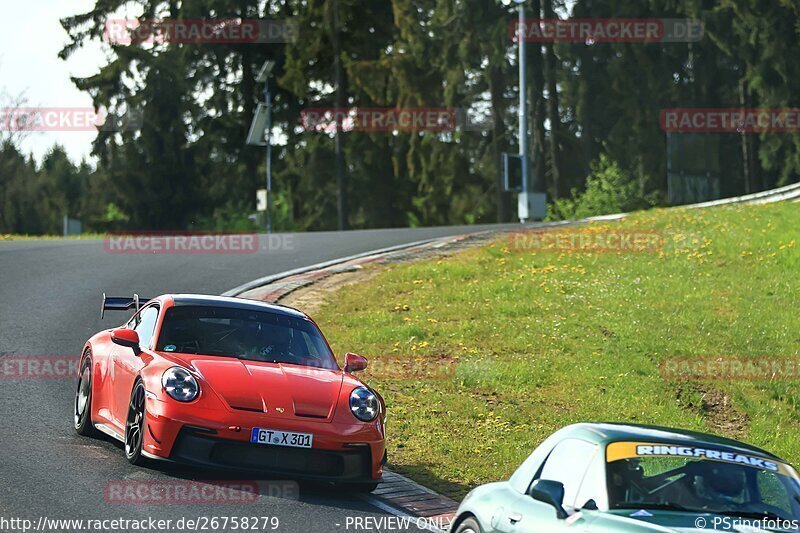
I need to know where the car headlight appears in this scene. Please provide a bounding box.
[349,387,379,422]
[162,367,199,402]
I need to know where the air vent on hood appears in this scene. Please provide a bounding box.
[231,406,264,413]
[295,413,327,419]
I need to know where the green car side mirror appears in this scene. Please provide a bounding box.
[529,479,569,519]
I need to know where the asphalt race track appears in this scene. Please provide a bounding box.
[0,224,523,533]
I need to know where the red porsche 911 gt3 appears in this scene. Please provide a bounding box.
[74,293,386,491]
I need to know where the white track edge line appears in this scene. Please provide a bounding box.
[222,236,454,297]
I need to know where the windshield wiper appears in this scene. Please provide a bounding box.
[230,354,279,363]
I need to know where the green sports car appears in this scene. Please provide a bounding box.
[450,423,800,532]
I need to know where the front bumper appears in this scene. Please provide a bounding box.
[169,426,376,482]
[143,398,385,482]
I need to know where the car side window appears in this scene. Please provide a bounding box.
[133,306,159,348]
[535,438,599,510]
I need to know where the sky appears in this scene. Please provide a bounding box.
[1,0,107,164]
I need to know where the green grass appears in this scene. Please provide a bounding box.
[0,233,108,241]
[313,202,800,498]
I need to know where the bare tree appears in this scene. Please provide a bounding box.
[0,85,34,231]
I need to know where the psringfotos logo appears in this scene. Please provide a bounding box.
[104,480,299,504]
[103,231,294,255]
[709,516,800,531]
[509,228,664,255]
[0,355,78,379]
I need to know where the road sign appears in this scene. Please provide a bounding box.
[246,103,269,146]
[502,152,523,192]
[63,216,82,236]
[256,189,267,211]
[518,192,547,220]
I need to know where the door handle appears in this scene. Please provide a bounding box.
[508,512,523,524]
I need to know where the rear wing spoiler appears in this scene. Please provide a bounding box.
[100,293,151,319]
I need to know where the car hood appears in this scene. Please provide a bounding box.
[178,355,344,422]
[604,510,796,532]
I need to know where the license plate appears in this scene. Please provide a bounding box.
[250,427,313,449]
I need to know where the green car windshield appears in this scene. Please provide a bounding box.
[606,442,800,520]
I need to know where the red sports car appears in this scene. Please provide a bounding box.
[74,293,386,491]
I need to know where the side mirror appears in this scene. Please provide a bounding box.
[529,479,568,519]
[344,353,367,373]
[111,328,140,352]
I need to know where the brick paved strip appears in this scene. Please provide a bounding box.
[386,494,441,505]
[373,474,459,524]
[411,507,460,518]
[403,498,457,512]
[373,484,425,493]
[376,490,431,499]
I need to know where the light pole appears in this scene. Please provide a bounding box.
[511,0,546,222]
[256,60,276,233]
[516,0,529,219]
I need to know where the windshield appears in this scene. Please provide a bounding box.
[606,442,800,520]
[155,305,338,370]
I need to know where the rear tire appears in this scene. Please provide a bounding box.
[124,381,148,466]
[455,517,483,533]
[74,351,98,437]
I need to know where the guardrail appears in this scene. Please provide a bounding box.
[582,181,800,223]
[684,181,800,208]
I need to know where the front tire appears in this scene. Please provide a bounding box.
[74,351,98,437]
[124,381,148,466]
[455,517,483,533]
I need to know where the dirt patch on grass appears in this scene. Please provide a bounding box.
[277,266,384,315]
[276,230,504,314]
[676,383,749,439]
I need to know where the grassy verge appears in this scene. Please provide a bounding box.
[0,233,108,241]
[313,203,800,498]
